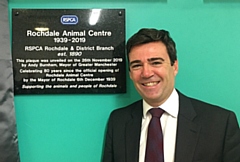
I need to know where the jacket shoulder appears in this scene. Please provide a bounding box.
[189,97,233,115]
[181,93,238,123]
[179,91,232,114]
[109,100,142,122]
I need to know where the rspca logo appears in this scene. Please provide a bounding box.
[61,15,78,25]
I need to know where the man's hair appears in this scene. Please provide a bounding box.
[126,28,177,66]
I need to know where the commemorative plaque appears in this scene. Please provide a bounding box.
[12,9,126,94]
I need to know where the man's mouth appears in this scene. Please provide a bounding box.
[142,81,159,87]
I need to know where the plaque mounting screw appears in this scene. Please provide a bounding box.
[15,12,19,16]
[118,11,122,16]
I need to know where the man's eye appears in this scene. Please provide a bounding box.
[131,64,141,69]
[152,61,163,65]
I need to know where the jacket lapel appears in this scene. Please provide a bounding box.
[175,92,201,162]
[125,101,143,162]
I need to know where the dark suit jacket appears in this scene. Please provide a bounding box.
[102,91,240,162]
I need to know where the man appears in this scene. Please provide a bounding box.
[102,28,240,162]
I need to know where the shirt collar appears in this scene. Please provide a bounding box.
[143,88,179,118]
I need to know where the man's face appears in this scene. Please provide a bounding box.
[129,41,178,107]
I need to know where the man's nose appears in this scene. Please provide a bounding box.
[141,64,153,78]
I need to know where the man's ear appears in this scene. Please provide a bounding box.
[129,70,133,80]
[173,60,178,76]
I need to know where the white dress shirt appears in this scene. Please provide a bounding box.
[139,89,179,162]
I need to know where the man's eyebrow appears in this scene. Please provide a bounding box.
[129,57,165,66]
[147,57,165,62]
